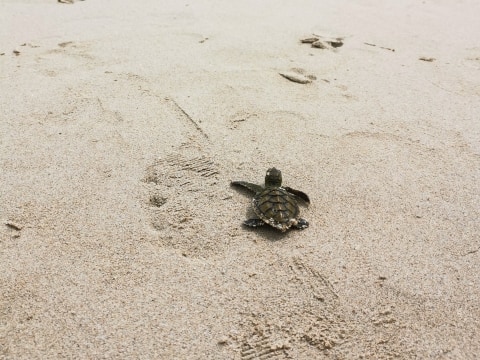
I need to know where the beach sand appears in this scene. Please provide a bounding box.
[1,0,480,358]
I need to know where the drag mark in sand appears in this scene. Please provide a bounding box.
[167,97,209,140]
[290,257,339,302]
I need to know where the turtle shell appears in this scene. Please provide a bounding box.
[252,187,300,232]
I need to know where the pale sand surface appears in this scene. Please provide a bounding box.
[1,0,480,358]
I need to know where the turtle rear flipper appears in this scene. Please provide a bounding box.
[231,181,263,194]
[293,218,309,230]
[244,218,265,228]
[284,186,310,205]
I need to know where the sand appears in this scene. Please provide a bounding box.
[1,0,480,358]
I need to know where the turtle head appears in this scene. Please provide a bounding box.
[265,167,282,187]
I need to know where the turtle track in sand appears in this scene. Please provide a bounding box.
[229,256,353,359]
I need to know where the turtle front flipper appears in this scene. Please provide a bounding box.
[284,187,310,205]
[231,181,263,194]
[243,218,266,228]
[293,218,309,230]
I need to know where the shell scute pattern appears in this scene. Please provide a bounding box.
[254,188,299,224]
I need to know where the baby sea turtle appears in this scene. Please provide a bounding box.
[231,168,310,232]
